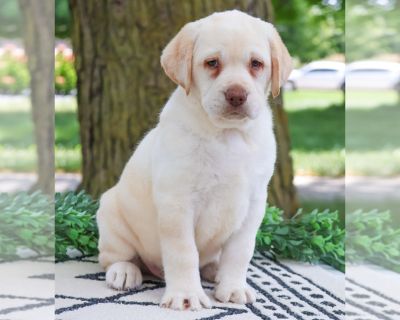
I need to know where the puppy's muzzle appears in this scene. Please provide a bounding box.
[224,85,249,119]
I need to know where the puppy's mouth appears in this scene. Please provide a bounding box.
[222,109,249,120]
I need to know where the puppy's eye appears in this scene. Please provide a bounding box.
[206,59,219,69]
[250,59,263,70]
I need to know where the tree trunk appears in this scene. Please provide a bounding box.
[19,0,55,195]
[69,0,298,215]
[268,94,299,216]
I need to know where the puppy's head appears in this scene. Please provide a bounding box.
[161,10,292,128]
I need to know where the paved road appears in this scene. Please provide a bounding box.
[0,173,80,193]
[1,173,399,203]
[294,176,344,201]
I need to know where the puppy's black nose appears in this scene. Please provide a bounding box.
[224,85,248,107]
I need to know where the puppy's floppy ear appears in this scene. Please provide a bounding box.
[161,22,197,95]
[265,23,293,98]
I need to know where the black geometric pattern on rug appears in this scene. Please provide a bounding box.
[28,273,55,280]
[345,277,400,320]
[247,252,345,320]
[56,279,248,319]
[55,252,346,319]
[0,294,54,315]
[0,258,54,316]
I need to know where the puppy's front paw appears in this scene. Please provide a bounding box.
[215,282,256,304]
[161,288,211,311]
[106,261,143,291]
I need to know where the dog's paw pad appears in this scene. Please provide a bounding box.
[161,290,211,310]
[106,261,143,291]
[215,283,256,304]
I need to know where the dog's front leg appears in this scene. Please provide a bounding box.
[157,199,211,310]
[214,195,266,304]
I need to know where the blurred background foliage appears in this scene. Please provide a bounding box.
[0,48,29,94]
[347,0,400,61]
[0,0,23,38]
[0,0,346,64]
[272,0,344,63]
[1,0,398,67]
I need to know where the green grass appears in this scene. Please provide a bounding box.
[347,103,400,151]
[0,98,34,148]
[0,146,36,172]
[56,147,81,172]
[1,90,398,177]
[288,105,344,151]
[0,146,81,172]
[346,91,400,176]
[0,98,36,171]
[292,150,344,176]
[284,90,345,177]
[54,98,81,171]
[347,151,400,177]
[56,110,80,148]
[284,90,344,111]
[0,96,81,172]
[285,89,400,177]
[346,90,398,109]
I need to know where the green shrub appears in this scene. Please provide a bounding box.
[0,51,29,94]
[0,146,36,172]
[55,51,76,95]
[347,209,400,273]
[55,146,81,172]
[54,192,345,271]
[55,191,99,260]
[0,146,82,172]
[1,191,348,273]
[0,192,53,259]
[256,207,345,272]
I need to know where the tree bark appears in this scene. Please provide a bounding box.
[268,94,299,216]
[69,0,298,215]
[19,0,55,195]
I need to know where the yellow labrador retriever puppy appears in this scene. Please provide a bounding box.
[97,10,292,310]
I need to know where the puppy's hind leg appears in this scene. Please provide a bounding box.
[200,260,219,283]
[97,188,143,291]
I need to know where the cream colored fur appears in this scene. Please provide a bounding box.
[96,10,292,311]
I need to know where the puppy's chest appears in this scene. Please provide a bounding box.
[191,132,257,191]
[190,133,263,237]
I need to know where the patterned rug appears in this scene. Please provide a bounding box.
[3,253,400,319]
[0,256,54,319]
[345,265,400,320]
[54,252,345,320]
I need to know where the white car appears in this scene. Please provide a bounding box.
[346,60,400,90]
[286,61,345,90]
